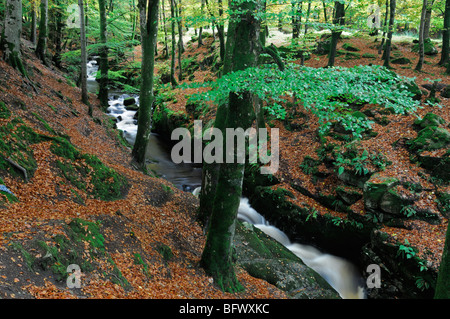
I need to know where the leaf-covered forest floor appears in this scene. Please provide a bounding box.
[0,39,287,299]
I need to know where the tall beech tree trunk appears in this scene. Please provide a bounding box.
[439,0,450,66]
[169,0,178,86]
[1,0,26,76]
[132,0,159,164]
[327,1,345,67]
[383,0,395,68]
[416,0,428,71]
[79,0,90,109]
[379,0,389,55]
[98,0,109,109]
[31,1,37,45]
[200,0,262,293]
[36,0,49,66]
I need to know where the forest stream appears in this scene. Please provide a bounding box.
[87,59,366,299]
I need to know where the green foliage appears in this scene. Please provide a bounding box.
[184,64,420,140]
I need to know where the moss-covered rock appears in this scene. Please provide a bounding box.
[414,113,446,129]
[342,43,360,52]
[234,222,339,298]
[363,174,399,213]
[391,57,411,65]
[409,126,450,152]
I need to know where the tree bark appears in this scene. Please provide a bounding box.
[79,0,90,110]
[439,0,450,66]
[327,1,345,67]
[98,0,109,109]
[1,0,26,76]
[416,0,428,71]
[200,0,262,293]
[169,0,178,86]
[383,0,396,68]
[35,0,49,66]
[132,0,159,165]
[31,1,37,45]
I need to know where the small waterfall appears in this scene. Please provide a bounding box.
[194,187,366,299]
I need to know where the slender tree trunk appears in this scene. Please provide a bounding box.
[434,222,450,298]
[304,1,311,35]
[169,0,178,86]
[439,0,450,66]
[31,2,37,45]
[79,0,90,110]
[416,0,428,71]
[132,0,159,164]
[98,0,109,109]
[36,0,49,66]
[379,0,389,55]
[327,1,345,67]
[322,1,328,23]
[176,0,184,53]
[292,1,302,39]
[161,0,169,58]
[423,0,434,40]
[53,0,64,69]
[200,0,262,293]
[1,0,26,76]
[217,0,226,62]
[383,0,396,68]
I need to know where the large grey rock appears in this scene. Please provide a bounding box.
[234,222,339,299]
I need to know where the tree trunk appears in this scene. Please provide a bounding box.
[79,0,90,110]
[434,222,450,298]
[98,0,109,109]
[439,0,450,66]
[53,0,64,69]
[132,0,159,165]
[416,0,428,71]
[423,0,434,40]
[31,2,37,45]
[1,0,26,76]
[304,1,312,35]
[161,0,169,58]
[217,0,225,62]
[327,1,345,67]
[36,0,49,66]
[292,1,302,39]
[169,0,178,86]
[200,0,261,293]
[379,0,389,55]
[323,1,328,23]
[176,0,184,53]
[383,0,396,68]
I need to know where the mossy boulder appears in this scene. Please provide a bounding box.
[441,85,450,98]
[414,113,445,129]
[397,79,422,101]
[412,38,438,56]
[342,43,360,52]
[123,97,136,106]
[363,175,399,213]
[391,57,411,65]
[336,185,363,205]
[152,103,190,143]
[379,185,417,216]
[234,222,339,298]
[409,126,450,152]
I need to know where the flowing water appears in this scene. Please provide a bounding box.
[87,60,366,299]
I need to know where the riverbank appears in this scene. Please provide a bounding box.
[0,40,290,299]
